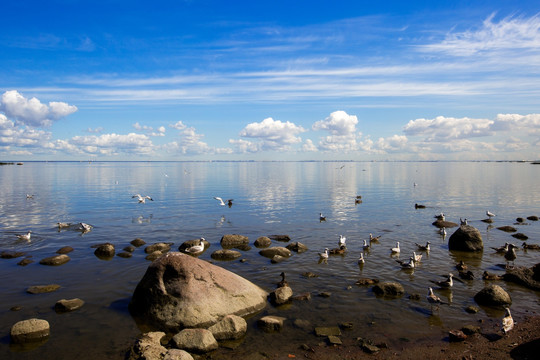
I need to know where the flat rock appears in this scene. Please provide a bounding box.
[117,251,133,258]
[27,284,61,294]
[268,235,291,242]
[129,252,267,331]
[56,246,74,254]
[258,315,285,332]
[497,225,517,233]
[432,219,458,228]
[39,254,70,266]
[55,298,85,313]
[210,249,242,261]
[503,263,540,291]
[1,250,26,259]
[286,242,308,253]
[259,247,291,259]
[10,318,50,344]
[171,329,218,354]
[17,258,34,266]
[315,326,341,337]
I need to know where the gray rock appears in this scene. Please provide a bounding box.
[372,282,404,298]
[286,242,308,253]
[94,243,115,259]
[10,318,50,343]
[259,247,291,259]
[448,225,483,252]
[164,349,194,360]
[269,286,293,305]
[474,284,512,306]
[127,332,167,360]
[315,326,341,337]
[171,329,218,354]
[210,249,242,261]
[254,236,272,248]
[208,314,247,340]
[220,234,249,248]
[27,284,61,294]
[270,255,287,264]
[258,315,285,332]
[129,252,267,331]
[503,263,540,291]
[39,254,70,266]
[55,298,85,313]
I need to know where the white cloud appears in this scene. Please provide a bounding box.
[492,113,540,133]
[133,122,166,136]
[167,123,232,155]
[69,133,154,155]
[229,139,259,153]
[0,90,77,127]
[86,127,104,133]
[403,116,493,141]
[376,135,408,152]
[312,111,360,152]
[239,117,306,151]
[170,121,187,130]
[302,139,317,152]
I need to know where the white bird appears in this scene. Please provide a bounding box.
[319,213,326,221]
[501,307,514,335]
[78,222,93,232]
[186,238,205,254]
[391,242,400,254]
[318,248,329,263]
[133,194,153,203]
[431,273,454,288]
[338,235,346,247]
[16,231,32,241]
[413,251,422,263]
[358,252,365,265]
[486,210,496,218]
[26,194,34,199]
[214,196,233,207]
[415,241,431,251]
[434,213,445,221]
[362,239,370,251]
[439,227,447,236]
[427,287,443,310]
[460,217,468,226]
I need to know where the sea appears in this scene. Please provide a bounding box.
[1,161,539,359]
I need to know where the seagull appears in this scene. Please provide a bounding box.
[460,218,468,226]
[338,235,347,247]
[318,248,329,263]
[214,196,233,207]
[413,251,422,263]
[504,243,517,268]
[415,241,431,251]
[16,231,32,241]
[362,239,371,251]
[434,213,445,221]
[358,252,365,265]
[78,222,93,233]
[186,238,205,254]
[132,194,153,203]
[369,233,382,242]
[486,210,496,218]
[431,273,454,288]
[501,307,514,335]
[277,272,289,288]
[439,227,447,236]
[396,256,415,269]
[319,213,326,222]
[427,287,443,310]
[391,242,400,254]
[491,243,509,254]
[57,222,72,229]
[522,242,540,250]
[26,194,34,199]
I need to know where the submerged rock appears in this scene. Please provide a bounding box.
[286,242,308,253]
[448,225,483,252]
[94,243,115,259]
[432,219,458,228]
[258,316,285,332]
[130,238,146,247]
[55,298,85,313]
[56,246,74,254]
[129,252,267,331]
[372,282,404,298]
[497,225,517,233]
[268,235,291,242]
[27,284,61,294]
[210,249,241,261]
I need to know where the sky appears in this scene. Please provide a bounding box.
[1,0,540,161]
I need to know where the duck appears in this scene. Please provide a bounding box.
[26,194,34,199]
[277,272,289,288]
[455,260,467,271]
[458,270,475,280]
[338,235,346,247]
[355,196,363,204]
[391,242,400,254]
[522,242,540,250]
[504,244,517,268]
[318,248,329,262]
[319,213,326,222]
[369,233,382,242]
[57,222,72,229]
[491,243,509,254]
[427,287,443,309]
[396,256,415,269]
[431,273,453,288]
[482,270,504,280]
[16,231,32,241]
[329,245,347,255]
[415,241,431,251]
[358,252,365,265]
[186,238,205,254]
[132,194,153,203]
[501,307,514,335]
[415,203,426,209]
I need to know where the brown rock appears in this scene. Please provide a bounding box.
[10,318,50,343]
[39,254,70,266]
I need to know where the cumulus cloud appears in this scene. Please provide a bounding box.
[0,90,77,127]
[0,113,52,148]
[239,117,306,151]
[170,121,187,130]
[376,135,408,152]
[403,116,493,141]
[133,122,166,136]
[302,139,317,152]
[492,113,540,133]
[312,111,360,151]
[69,133,154,155]
[166,122,232,155]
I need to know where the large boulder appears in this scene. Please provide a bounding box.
[448,225,483,252]
[474,284,512,306]
[129,252,267,332]
[503,263,540,291]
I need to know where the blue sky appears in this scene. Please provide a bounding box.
[1,0,540,161]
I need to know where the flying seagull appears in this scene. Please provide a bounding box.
[214,197,233,207]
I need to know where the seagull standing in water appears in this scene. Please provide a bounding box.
[16,231,32,241]
[501,307,514,335]
[427,287,443,310]
[132,194,153,203]
[504,243,517,269]
[319,213,326,222]
[486,210,496,218]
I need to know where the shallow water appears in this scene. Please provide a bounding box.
[1,161,539,359]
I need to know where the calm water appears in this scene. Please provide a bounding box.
[1,161,539,359]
